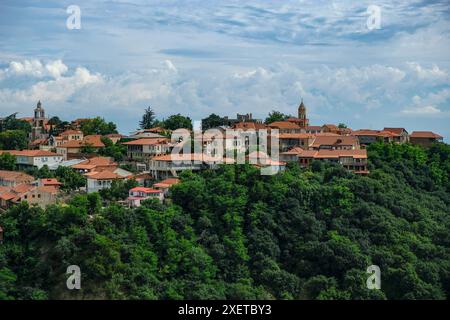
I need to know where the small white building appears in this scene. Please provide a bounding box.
[85,171,125,193]
[127,187,164,207]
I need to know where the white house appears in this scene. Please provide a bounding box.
[0,150,63,169]
[127,187,164,207]
[85,170,125,193]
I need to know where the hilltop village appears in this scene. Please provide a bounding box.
[0,100,444,211]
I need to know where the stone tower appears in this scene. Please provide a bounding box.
[32,100,48,141]
[297,99,309,129]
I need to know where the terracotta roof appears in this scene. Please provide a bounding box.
[105,133,123,138]
[410,131,443,139]
[233,122,267,130]
[133,173,153,180]
[153,178,180,188]
[144,127,165,133]
[383,128,407,135]
[298,149,368,159]
[352,129,398,138]
[129,187,162,193]
[322,124,339,129]
[40,178,62,186]
[30,138,47,146]
[0,192,17,201]
[280,147,304,155]
[310,136,359,148]
[84,135,105,147]
[314,132,341,136]
[268,121,300,129]
[306,126,323,131]
[314,149,367,159]
[12,183,33,194]
[123,138,169,145]
[278,133,313,139]
[59,135,105,148]
[35,185,59,194]
[61,129,83,135]
[0,150,62,157]
[74,157,116,167]
[85,170,123,180]
[0,170,34,182]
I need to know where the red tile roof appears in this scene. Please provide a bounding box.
[410,131,443,139]
[277,133,313,139]
[383,127,408,135]
[310,135,359,148]
[61,129,83,135]
[0,150,62,157]
[85,171,123,180]
[153,178,180,189]
[233,122,267,130]
[129,187,162,193]
[268,121,300,129]
[0,170,34,182]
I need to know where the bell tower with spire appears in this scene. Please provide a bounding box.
[32,100,48,141]
[297,99,309,129]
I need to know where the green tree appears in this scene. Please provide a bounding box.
[0,130,28,150]
[80,117,118,136]
[201,114,224,130]
[264,110,289,124]
[139,106,158,129]
[162,114,193,130]
[0,153,16,170]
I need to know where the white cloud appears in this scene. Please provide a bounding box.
[401,105,442,115]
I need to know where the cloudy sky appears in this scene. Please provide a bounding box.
[0,0,449,139]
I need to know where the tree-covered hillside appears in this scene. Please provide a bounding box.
[0,142,449,300]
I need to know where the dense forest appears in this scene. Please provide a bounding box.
[0,142,449,300]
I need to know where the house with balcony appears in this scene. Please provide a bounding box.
[309,135,360,150]
[123,138,171,163]
[410,131,443,148]
[0,150,63,169]
[149,153,235,179]
[127,187,164,207]
[297,149,369,174]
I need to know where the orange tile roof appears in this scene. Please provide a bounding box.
[0,150,62,157]
[0,170,35,182]
[278,133,313,139]
[83,135,105,147]
[40,178,62,186]
[123,138,169,145]
[383,128,407,135]
[85,170,123,180]
[12,183,33,194]
[61,129,83,135]
[153,178,180,188]
[233,122,267,130]
[268,121,300,129]
[310,135,359,148]
[410,131,443,139]
[352,129,398,137]
[129,187,162,193]
[59,135,105,148]
[280,147,304,155]
[314,149,367,159]
[35,185,59,194]
[0,192,17,201]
